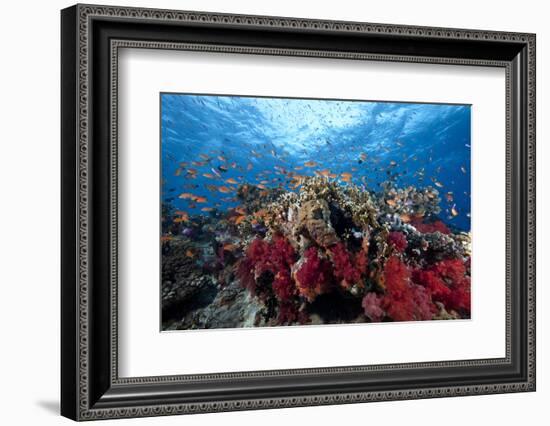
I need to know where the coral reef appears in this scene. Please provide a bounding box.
[232,177,470,326]
[162,175,471,329]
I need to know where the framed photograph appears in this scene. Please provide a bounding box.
[61,4,536,421]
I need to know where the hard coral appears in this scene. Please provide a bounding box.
[296,199,340,248]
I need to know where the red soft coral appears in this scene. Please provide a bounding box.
[329,242,362,289]
[236,256,257,295]
[238,236,297,300]
[272,234,296,267]
[410,284,436,320]
[272,271,295,301]
[294,247,333,301]
[431,259,470,312]
[432,258,466,283]
[354,249,369,277]
[412,269,451,300]
[381,256,435,321]
[412,258,471,315]
[448,275,470,312]
[362,292,385,322]
[411,218,451,235]
[383,256,411,298]
[388,231,408,252]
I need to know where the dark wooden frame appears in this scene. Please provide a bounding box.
[61,4,536,421]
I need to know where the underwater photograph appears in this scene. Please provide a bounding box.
[160,93,471,331]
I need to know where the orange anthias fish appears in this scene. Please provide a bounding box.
[222,243,239,252]
[194,196,207,203]
[304,161,318,167]
[400,213,412,223]
[178,193,195,199]
[218,186,233,193]
[253,209,267,220]
[225,178,238,184]
[234,215,247,225]
[199,154,210,161]
[185,249,195,258]
[203,173,216,179]
[218,155,227,162]
[340,172,353,182]
[201,207,214,212]
[386,198,397,207]
[359,153,367,161]
[173,211,189,223]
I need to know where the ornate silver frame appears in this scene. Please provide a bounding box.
[61,4,536,421]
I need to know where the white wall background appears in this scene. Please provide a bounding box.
[0,0,546,424]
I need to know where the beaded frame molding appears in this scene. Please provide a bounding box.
[61,4,536,421]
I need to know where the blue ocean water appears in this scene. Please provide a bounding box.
[161,94,471,231]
